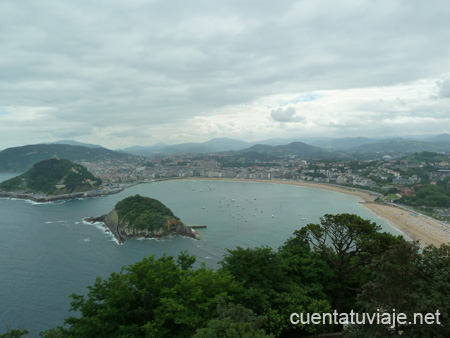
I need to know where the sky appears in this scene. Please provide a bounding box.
[1,0,450,150]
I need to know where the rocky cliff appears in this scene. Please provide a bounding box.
[86,207,200,244]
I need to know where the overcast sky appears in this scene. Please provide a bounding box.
[1,0,450,150]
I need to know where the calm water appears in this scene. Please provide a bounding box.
[0,174,401,335]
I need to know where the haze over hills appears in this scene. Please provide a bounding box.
[238,141,351,160]
[44,140,104,149]
[119,133,450,156]
[347,139,450,156]
[1,134,449,172]
[121,138,251,155]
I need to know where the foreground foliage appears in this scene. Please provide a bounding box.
[28,213,450,337]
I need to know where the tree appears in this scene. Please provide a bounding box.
[349,242,450,337]
[193,299,274,338]
[294,214,404,313]
[60,253,241,338]
[142,266,239,338]
[220,246,333,336]
[0,329,28,338]
[220,246,286,314]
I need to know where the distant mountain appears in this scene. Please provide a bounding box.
[121,143,169,155]
[120,134,450,156]
[122,138,251,155]
[203,138,250,151]
[0,144,138,172]
[239,141,350,159]
[307,137,378,150]
[250,137,304,146]
[424,133,450,145]
[348,140,450,155]
[46,140,104,149]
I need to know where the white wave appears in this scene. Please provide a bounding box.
[27,199,67,205]
[86,220,123,245]
[108,237,122,245]
[45,220,67,224]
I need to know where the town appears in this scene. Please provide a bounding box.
[81,151,450,223]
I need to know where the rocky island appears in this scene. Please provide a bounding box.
[0,157,121,202]
[85,194,200,243]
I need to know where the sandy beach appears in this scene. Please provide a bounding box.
[177,178,450,247]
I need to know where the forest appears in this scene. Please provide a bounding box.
[114,195,180,231]
[0,158,102,195]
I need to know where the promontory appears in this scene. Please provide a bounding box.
[0,157,120,202]
[85,194,200,243]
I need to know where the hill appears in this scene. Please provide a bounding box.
[122,138,251,155]
[348,139,450,156]
[239,141,350,160]
[0,144,138,172]
[0,158,102,195]
[46,140,104,148]
[86,194,199,243]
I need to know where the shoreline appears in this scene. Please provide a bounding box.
[3,175,449,246]
[173,177,450,247]
[0,187,124,203]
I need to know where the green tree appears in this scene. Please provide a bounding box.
[60,253,240,338]
[193,299,274,338]
[294,214,404,313]
[220,246,333,336]
[142,266,239,337]
[400,184,450,208]
[349,242,450,337]
[0,329,28,338]
[220,246,286,314]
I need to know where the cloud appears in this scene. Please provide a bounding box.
[270,107,305,122]
[438,78,450,98]
[1,1,450,148]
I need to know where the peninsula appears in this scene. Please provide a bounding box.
[0,157,121,202]
[85,194,200,243]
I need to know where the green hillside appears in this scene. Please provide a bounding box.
[240,141,350,160]
[0,144,137,172]
[115,194,180,231]
[349,140,450,155]
[0,158,102,195]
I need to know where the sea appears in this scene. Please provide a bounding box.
[0,173,402,336]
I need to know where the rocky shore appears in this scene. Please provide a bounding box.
[85,208,200,244]
[0,187,123,203]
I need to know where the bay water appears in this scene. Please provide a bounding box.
[0,174,401,335]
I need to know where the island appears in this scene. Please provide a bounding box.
[85,194,200,243]
[0,157,122,202]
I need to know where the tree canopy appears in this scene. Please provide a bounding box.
[26,213,450,337]
[0,158,101,195]
[114,195,180,231]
